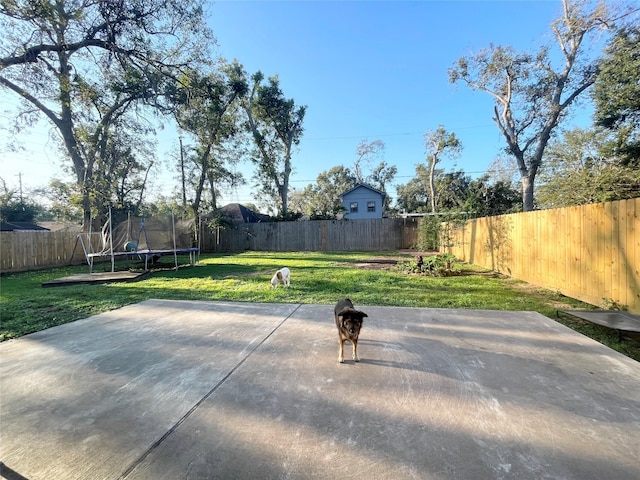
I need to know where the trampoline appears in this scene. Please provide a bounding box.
[76,208,200,273]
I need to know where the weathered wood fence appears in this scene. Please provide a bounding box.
[0,231,95,272]
[203,218,420,252]
[0,218,419,273]
[440,197,640,314]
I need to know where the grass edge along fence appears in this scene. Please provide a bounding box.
[439,197,640,315]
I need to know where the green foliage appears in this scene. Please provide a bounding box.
[0,191,43,223]
[464,176,521,216]
[396,167,520,218]
[289,165,356,218]
[0,201,41,223]
[395,168,430,213]
[415,213,468,251]
[1,0,213,227]
[416,216,441,251]
[537,127,640,208]
[244,72,306,216]
[396,253,458,276]
[447,0,631,211]
[172,61,249,217]
[424,126,462,213]
[593,26,640,167]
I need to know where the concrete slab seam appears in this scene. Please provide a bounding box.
[117,303,303,480]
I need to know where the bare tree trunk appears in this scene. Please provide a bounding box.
[428,160,437,214]
[179,136,187,212]
[192,145,212,217]
[521,174,535,212]
[208,172,218,211]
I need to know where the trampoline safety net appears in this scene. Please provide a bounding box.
[109,216,196,253]
[77,212,199,273]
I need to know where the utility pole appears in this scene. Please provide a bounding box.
[17,172,23,204]
[179,136,187,211]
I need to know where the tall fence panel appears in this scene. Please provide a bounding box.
[0,231,88,272]
[441,198,640,314]
[205,218,419,253]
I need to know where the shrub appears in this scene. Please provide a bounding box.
[396,253,458,277]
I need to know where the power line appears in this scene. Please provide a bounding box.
[303,124,495,142]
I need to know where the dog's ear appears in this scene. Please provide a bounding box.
[338,309,351,328]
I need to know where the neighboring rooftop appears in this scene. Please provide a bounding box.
[218,203,269,224]
[0,221,50,232]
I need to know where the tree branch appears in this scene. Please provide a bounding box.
[0,75,62,129]
[0,37,137,69]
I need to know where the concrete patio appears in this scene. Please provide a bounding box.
[1,299,639,479]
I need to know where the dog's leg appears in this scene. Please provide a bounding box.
[352,339,359,362]
[338,338,345,363]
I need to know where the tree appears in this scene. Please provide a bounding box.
[87,117,156,220]
[354,139,385,184]
[290,165,356,218]
[486,156,519,186]
[0,0,213,229]
[244,72,306,217]
[41,179,83,222]
[424,126,462,213]
[173,62,248,217]
[465,176,522,217]
[448,0,637,211]
[0,178,44,222]
[395,165,430,213]
[433,171,471,212]
[593,26,640,166]
[536,127,640,208]
[367,161,397,211]
[395,166,520,217]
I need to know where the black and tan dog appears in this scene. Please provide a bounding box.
[334,298,368,364]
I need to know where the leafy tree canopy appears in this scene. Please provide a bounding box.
[244,72,306,216]
[537,127,640,208]
[448,0,638,211]
[290,165,356,219]
[1,0,213,228]
[593,26,640,166]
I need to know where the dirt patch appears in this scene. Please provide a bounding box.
[346,251,438,271]
[351,258,400,270]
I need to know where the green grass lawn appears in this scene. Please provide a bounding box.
[1,251,638,361]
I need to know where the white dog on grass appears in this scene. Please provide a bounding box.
[271,267,291,288]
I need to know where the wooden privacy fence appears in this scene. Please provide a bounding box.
[440,198,640,314]
[203,218,419,252]
[1,218,419,273]
[0,231,89,273]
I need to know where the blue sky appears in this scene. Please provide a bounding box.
[1,0,595,208]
